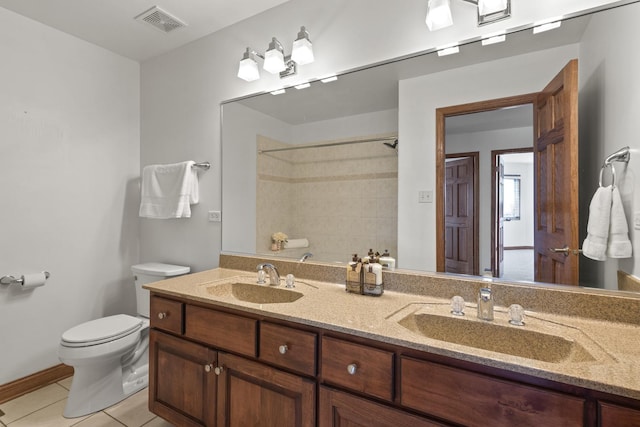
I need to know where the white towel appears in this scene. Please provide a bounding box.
[582,186,612,261]
[139,161,199,219]
[606,187,632,258]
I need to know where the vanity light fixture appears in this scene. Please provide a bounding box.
[426,0,511,31]
[237,26,314,82]
[270,89,286,95]
[294,82,311,90]
[533,20,562,34]
[320,75,338,83]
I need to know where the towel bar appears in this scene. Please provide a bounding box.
[193,162,210,170]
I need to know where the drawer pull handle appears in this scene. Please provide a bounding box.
[157,312,167,320]
[347,364,358,375]
[279,345,288,355]
[214,366,224,376]
[204,363,213,373]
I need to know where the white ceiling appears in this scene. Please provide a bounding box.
[0,0,291,61]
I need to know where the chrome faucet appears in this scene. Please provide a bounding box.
[257,263,280,286]
[477,287,494,321]
[299,252,313,262]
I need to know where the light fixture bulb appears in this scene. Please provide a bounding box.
[533,21,562,34]
[426,0,453,31]
[263,37,286,74]
[482,34,506,46]
[237,48,260,82]
[478,0,508,16]
[291,26,314,65]
[437,45,459,56]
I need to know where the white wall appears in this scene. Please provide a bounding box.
[140,0,619,273]
[0,8,140,384]
[578,2,640,289]
[503,161,534,249]
[398,44,579,270]
[446,127,533,271]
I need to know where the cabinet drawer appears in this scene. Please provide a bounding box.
[599,401,640,426]
[321,336,394,401]
[185,305,257,357]
[150,296,184,334]
[259,322,317,376]
[400,357,585,427]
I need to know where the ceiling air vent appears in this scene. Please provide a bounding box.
[134,6,187,34]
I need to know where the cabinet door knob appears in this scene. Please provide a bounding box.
[347,364,358,375]
[279,344,288,355]
[214,366,224,376]
[204,363,213,373]
[158,312,167,320]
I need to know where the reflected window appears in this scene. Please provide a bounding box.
[504,175,521,220]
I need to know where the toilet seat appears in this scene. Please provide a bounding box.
[61,314,142,348]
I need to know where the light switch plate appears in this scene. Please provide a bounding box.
[418,190,433,203]
[634,211,640,230]
[208,210,222,222]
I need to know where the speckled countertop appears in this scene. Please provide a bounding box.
[144,255,640,401]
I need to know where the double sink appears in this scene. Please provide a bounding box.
[198,276,608,365]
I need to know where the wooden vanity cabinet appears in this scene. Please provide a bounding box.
[149,293,640,427]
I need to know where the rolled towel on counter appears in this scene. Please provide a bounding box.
[284,238,309,249]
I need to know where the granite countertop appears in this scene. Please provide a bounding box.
[144,266,640,401]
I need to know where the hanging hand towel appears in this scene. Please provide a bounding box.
[582,185,612,261]
[606,186,633,258]
[139,161,199,219]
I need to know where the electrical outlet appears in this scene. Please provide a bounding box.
[418,190,433,203]
[208,210,221,222]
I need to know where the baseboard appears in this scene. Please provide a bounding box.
[0,364,73,404]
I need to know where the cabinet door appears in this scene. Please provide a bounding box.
[319,386,447,427]
[600,401,640,426]
[217,352,315,427]
[149,330,217,427]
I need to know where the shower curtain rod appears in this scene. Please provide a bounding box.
[258,136,397,154]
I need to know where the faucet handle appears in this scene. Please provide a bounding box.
[450,295,465,316]
[508,304,525,326]
[257,269,267,284]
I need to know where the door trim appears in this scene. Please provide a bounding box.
[436,93,537,273]
[445,152,480,276]
[490,147,534,277]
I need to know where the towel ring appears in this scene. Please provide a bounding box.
[599,163,616,188]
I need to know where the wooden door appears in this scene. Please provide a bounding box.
[149,330,217,427]
[444,156,477,275]
[216,352,315,427]
[534,59,579,285]
[318,386,445,427]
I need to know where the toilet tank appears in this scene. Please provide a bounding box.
[131,263,190,318]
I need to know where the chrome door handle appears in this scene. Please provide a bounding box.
[548,247,582,256]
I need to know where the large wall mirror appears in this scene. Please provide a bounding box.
[222,1,640,293]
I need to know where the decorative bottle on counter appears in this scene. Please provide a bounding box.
[346,254,363,294]
[379,249,396,271]
[363,255,384,296]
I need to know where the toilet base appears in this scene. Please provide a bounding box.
[63,360,148,418]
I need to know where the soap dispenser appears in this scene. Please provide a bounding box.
[379,249,396,271]
[346,254,363,294]
[363,253,383,296]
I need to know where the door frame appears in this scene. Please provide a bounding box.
[490,147,534,278]
[435,93,537,273]
[445,151,480,276]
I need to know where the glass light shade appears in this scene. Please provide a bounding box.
[291,38,314,65]
[478,0,508,16]
[425,0,453,31]
[263,38,286,74]
[237,56,260,82]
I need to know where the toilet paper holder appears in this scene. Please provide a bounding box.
[1,271,50,286]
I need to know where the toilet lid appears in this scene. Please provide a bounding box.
[61,314,142,347]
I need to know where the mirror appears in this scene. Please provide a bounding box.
[222,1,639,292]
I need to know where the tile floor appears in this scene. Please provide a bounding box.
[0,377,172,427]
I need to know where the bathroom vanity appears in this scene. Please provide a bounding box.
[145,255,640,427]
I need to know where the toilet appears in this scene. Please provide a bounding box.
[58,262,190,418]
